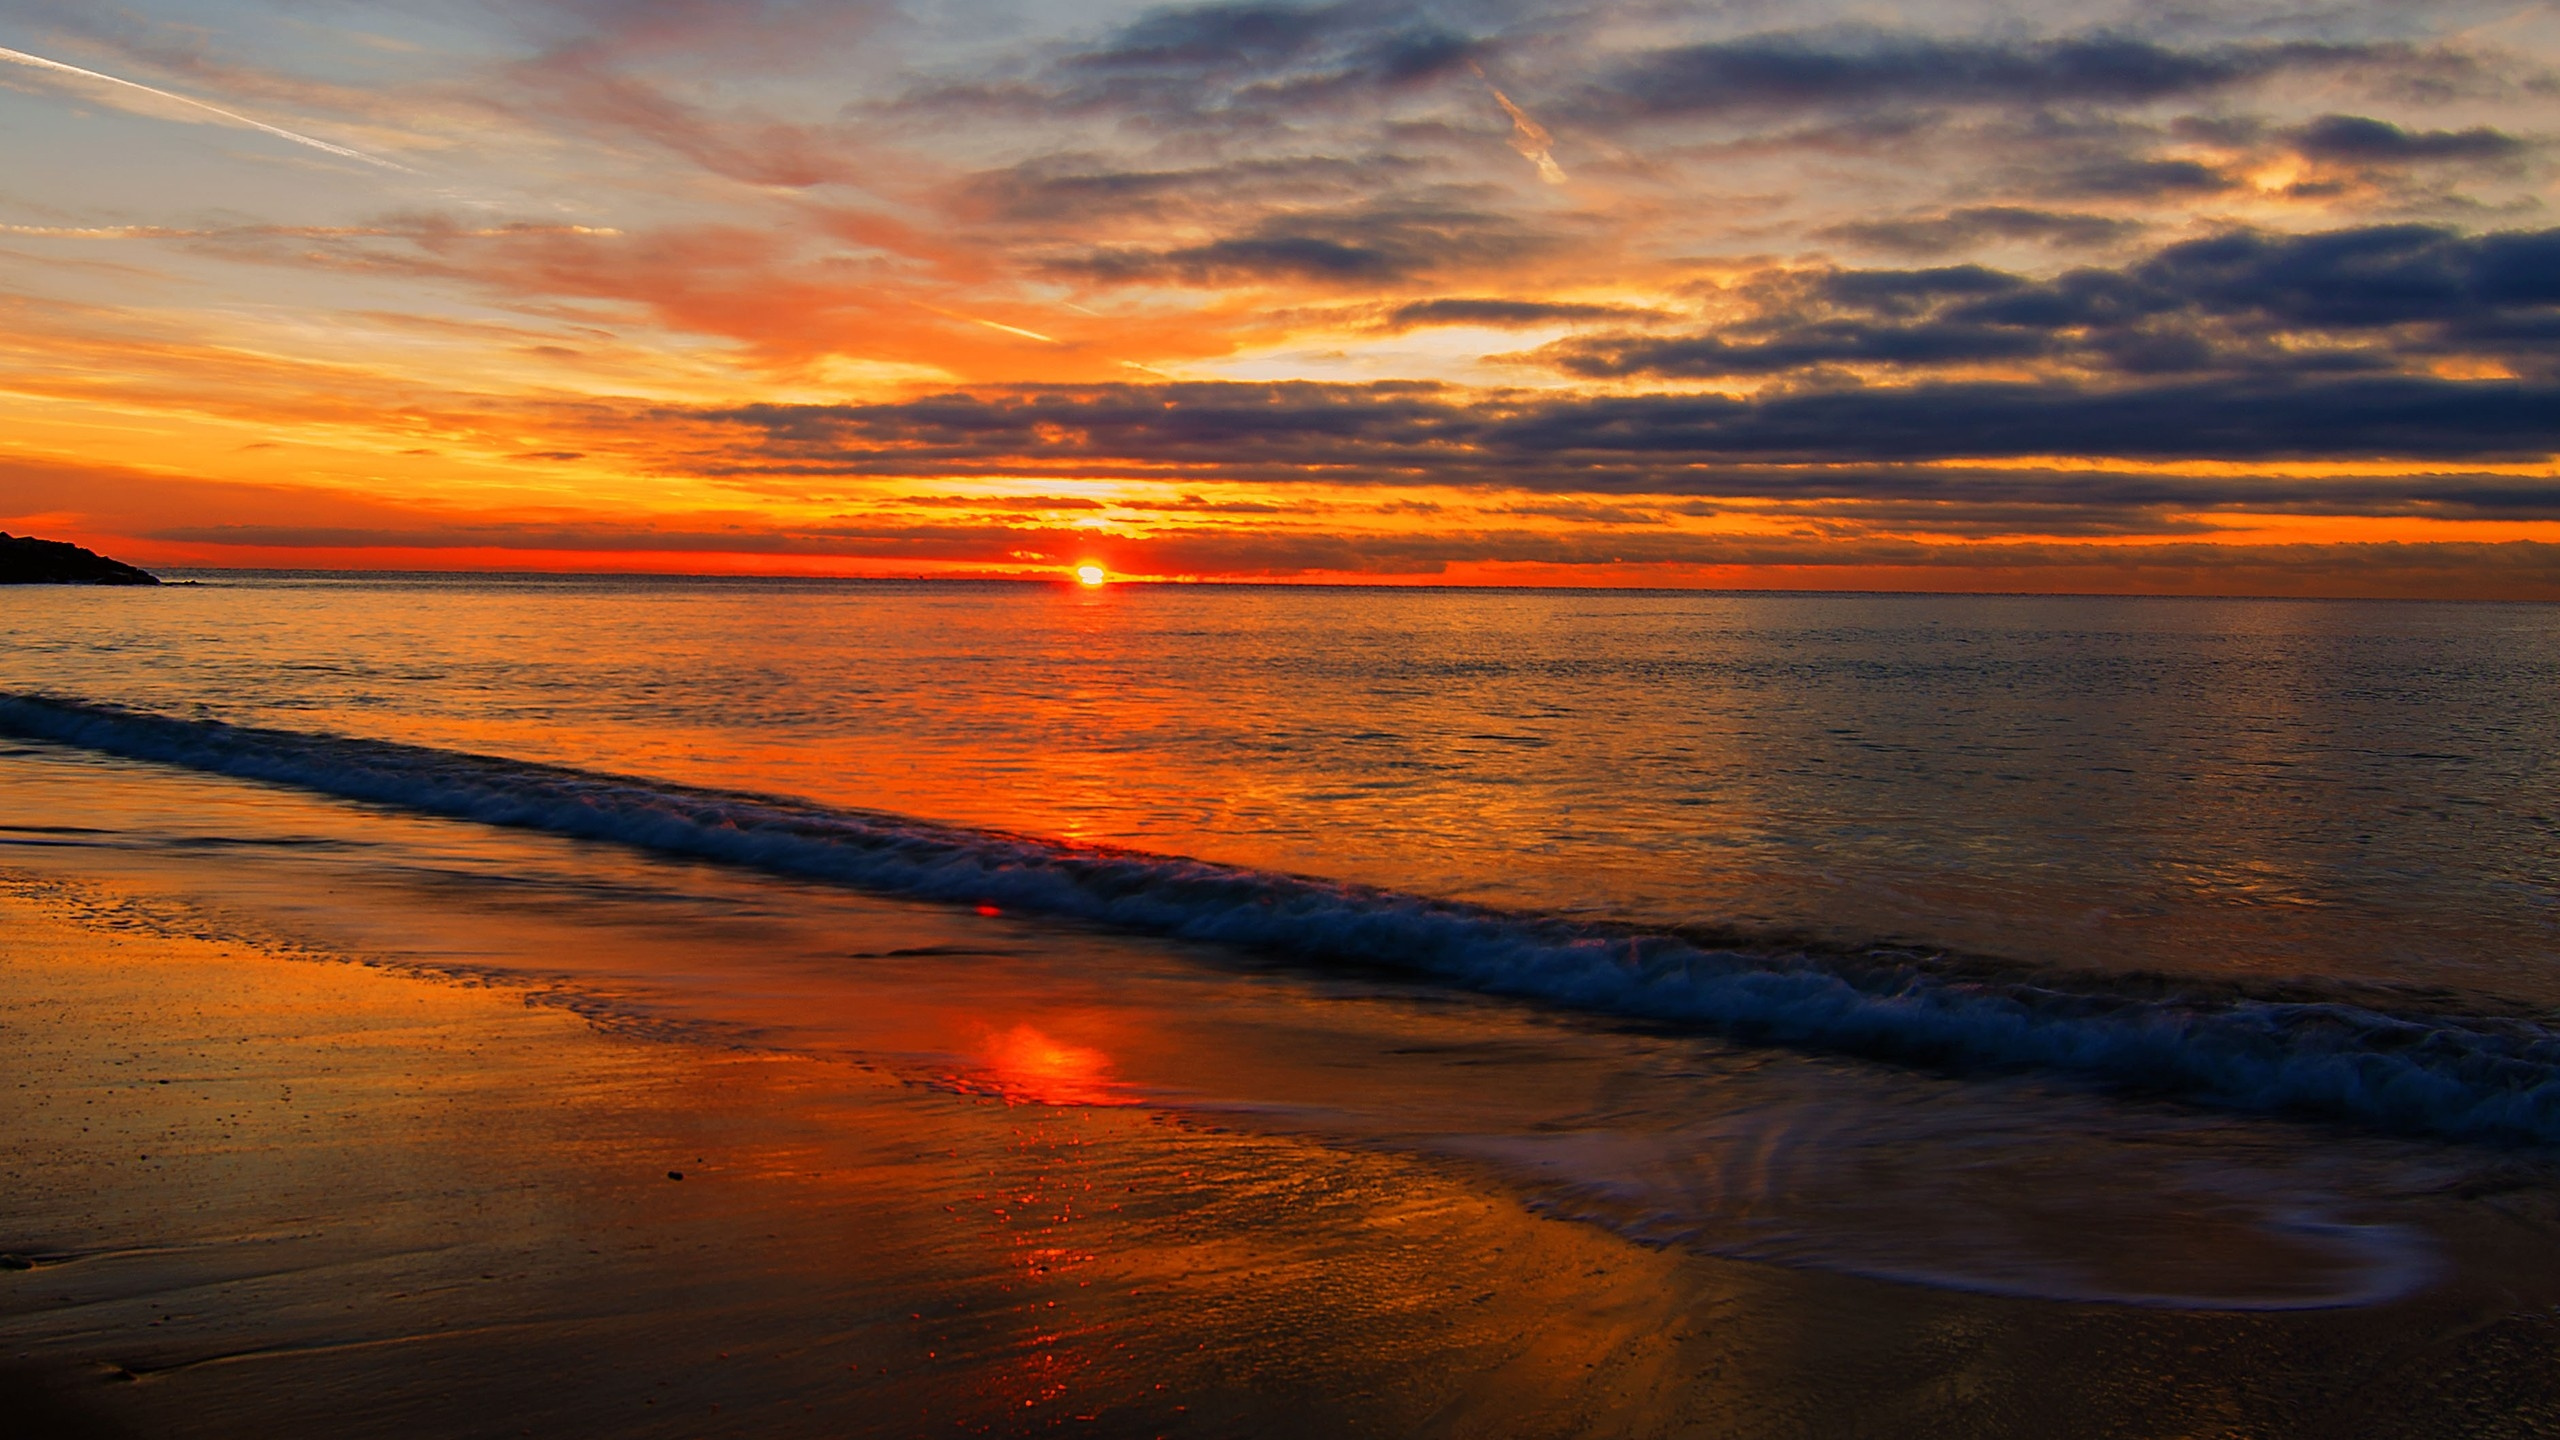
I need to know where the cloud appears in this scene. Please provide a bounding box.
[1091,233,1406,282]
[2048,156,2237,198]
[1059,1,1476,92]
[503,0,898,65]
[1817,206,2142,256]
[1476,67,1567,184]
[1378,297,1658,330]
[1592,31,2394,118]
[498,54,860,188]
[1548,324,2057,376]
[1052,199,1547,286]
[109,511,2560,600]
[1064,2,1374,75]
[2289,114,2529,164]
[12,428,2552,597]
[955,153,1419,226]
[675,368,2560,493]
[3,2,2553,601]
[1487,376,2560,465]
[1540,222,2560,383]
[878,0,1486,133]
[2131,224,2560,332]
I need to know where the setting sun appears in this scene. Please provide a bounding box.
[1075,564,1108,587]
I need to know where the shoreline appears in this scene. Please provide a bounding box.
[9,873,2560,1436]
[0,878,1723,1436]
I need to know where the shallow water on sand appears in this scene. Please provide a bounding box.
[0,742,2491,1311]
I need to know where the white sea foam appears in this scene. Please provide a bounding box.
[9,692,2560,1144]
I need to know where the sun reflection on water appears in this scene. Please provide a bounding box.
[970,1024,1130,1108]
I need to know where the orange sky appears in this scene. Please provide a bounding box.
[2,2,2555,596]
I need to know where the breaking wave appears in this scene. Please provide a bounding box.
[9,691,2560,1145]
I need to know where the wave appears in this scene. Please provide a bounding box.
[9,691,2560,1145]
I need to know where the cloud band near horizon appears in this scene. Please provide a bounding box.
[0,1,2553,594]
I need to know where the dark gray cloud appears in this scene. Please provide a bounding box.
[1483,376,2560,464]
[2131,223,2560,329]
[1378,297,1657,330]
[955,153,1418,225]
[802,7,2550,320]
[2049,155,2237,198]
[1817,206,2142,257]
[1818,263,2022,310]
[698,382,1460,467]
[679,367,2560,494]
[1591,31,2400,119]
[1546,223,2560,382]
[1063,0,1476,86]
[2289,113,2529,164]
[1543,318,2056,376]
[1051,197,1546,285]
[1106,531,2560,585]
[908,0,1489,123]
[897,13,2484,148]
[1114,233,1406,281]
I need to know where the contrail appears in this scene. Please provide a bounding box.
[2,223,618,239]
[0,223,187,238]
[1471,63,1568,185]
[0,43,410,171]
[917,302,1060,344]
[967,315,1059,344]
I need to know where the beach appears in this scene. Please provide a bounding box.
[10,862,2560,1437]
[0,874,1689,1436]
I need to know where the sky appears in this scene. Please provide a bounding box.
[1,0,2556,594]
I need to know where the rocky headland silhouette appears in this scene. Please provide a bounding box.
[0,533,162,585]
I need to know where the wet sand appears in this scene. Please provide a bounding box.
[9,877,2560,1437]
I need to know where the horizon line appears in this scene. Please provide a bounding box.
[139,564,2556,606]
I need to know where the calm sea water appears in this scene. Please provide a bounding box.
[5,573,2558,1305]
[5,574,2553,989]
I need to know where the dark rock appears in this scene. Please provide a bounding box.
[0,1254,31,1271]
[0,533,161,586]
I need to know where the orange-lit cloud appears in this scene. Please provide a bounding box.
[1473,65,1568,184]
[0,2,2552,596]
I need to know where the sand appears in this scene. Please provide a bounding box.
[9,874,2560,1438]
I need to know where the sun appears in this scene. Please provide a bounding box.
[1074,563,1108,587]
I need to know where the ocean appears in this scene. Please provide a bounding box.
[5,574,2557,1316]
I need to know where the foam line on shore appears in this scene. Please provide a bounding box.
[8,692,2560,1144]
